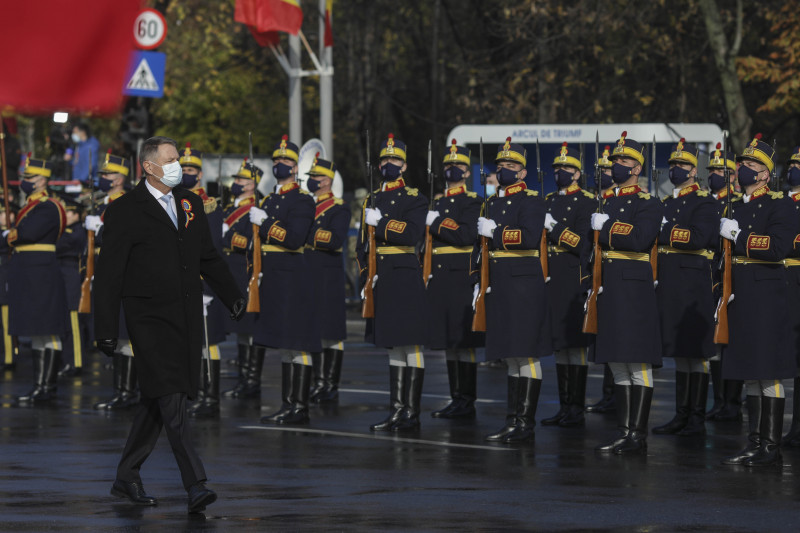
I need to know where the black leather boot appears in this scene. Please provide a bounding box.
[261,362,295,423]
[721,395,761,465]
[97,356,139,410]
[782,377,800,447]
[652,371,690,435]
[744,396,784,467]
[223,345,263,398]
[447,361,477,419]
[614,385,653,455]
[676,372,709,436]
[371,365,406,431]
[319,348,343,403]
[279,363,311,425]
[308,352,325,403]
[560,365,588,427]
[485,376,520,441]
[16,349,51,404]
[705,359,724,419]
[586,364,616,413]
[189,359,220,418]
[94,354,122,409]
[504,377,541,442]
[712,379,744,421]
[235,343,248,378]
[541,364,569,425]
[43,348,60,395]
[392,367,425,432]
[431,360,459,418]
[595,385,631,452]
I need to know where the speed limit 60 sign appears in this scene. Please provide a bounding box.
[134,8,167,50]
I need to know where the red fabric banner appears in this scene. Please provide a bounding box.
[235,0,303,35]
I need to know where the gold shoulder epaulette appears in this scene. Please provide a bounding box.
[581,190,595,199]
[731,196,742,202]
[334,198,345,205]
[638,192,652,200]
[466,191,478,198]
[769,191,784,199]
[526,189,539,196]
[203,197,218,214]
[406,187,419,196]
[300,188,310,195]
[697,190,709,197]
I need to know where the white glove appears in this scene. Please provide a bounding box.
[365,207,382,227]
[719,218,740,242]
[84,215,103,232]
[426,210,440,226]
[471,284,492,310]
[1,230,8,238]
[544,213,557,232]
[661,216,668,229]
[591,213,609,231]
[202,295,214,307]
[477,217,497,238]
[361,275,378,299]
[249,206,267,226]
[222,222,230,236]
[654,280,659,289]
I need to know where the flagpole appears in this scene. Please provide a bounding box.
[288,33,302,146]
[319,0,333,159]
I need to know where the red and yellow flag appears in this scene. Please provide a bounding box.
[235,0,303,47]
[323,0,334,48]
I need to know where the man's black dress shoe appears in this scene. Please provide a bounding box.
[110,479,157,506]
[188,482,217,513]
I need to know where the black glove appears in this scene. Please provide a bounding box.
[96,338,117,358]
[230,298,247,321]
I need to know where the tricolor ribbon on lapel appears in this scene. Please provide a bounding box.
[181,199,194,228]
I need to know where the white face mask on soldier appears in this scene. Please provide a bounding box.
[148,160,183,188]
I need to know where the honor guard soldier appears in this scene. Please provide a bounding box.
[2,155,68,404]
[718,134,796,466]
[357,134,429,432]
[476,137,552,443]
[705,144,744,421]
[179,143,227,417]
[250,135,320,425]
[305,154,350,404]
[586,145,617,414]
[783,146,800,448]
[0,200,18,371]
[56,195,88,377]
[590,132,663,455]
[85,152,139,410]
[651,140,717,437]
[426,140,483,419]
[541,143,594,427]
[220,159,263,398]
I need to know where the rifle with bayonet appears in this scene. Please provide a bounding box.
[78,148,95,314]
[583,132,602,334]
[362,131,377,319]
[649,135,659,281]
[245,132,261,313]
[471,137,489,332]
[713,130,733,344]
[535,138,549,281]
[422,140,434,287]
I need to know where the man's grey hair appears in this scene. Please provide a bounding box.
[139,136,178,173]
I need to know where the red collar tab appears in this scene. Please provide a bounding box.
[445,184,466,197]
[279,182,300,195]
[504,182,527,196]
[678,183,700,198]
[601,188,616,199]
[193,187,209,201]
[563,182,581,195]
[751,185,770,201]
[238,195,255,207]
[617,185,641,197]
[383,178,406,192]
[316,191,334,203]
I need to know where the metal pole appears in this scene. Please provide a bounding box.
[288,34,302,146]
[319,0,333,158]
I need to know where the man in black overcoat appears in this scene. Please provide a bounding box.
[94,136,245,512]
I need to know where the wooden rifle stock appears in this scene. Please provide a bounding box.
[539,230,548,280]
[713,239,732,344]
[77,230,94,314]
[471,236,489,332]
[649,242,658,280]
[582,230,601,334]
[362,225,377,318]
[422,228,433,287]
[246,223,261,312]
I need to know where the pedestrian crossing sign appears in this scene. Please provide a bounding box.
[123,51,165,98]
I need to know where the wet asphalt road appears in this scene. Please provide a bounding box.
[1,313,799,532]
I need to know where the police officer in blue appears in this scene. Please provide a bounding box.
[85,152,139,410]
[220,158,263,399]
[56,195,88,378]
[590,132,663,455]
[651,139,717,438]
[305,154,350,404]
[719,134,796,466]
[782,146,800,448]
[476,137,552,443]
[357,133,429,432]
[179,143,228,417]
[586,145,617,414]
[250,135,320,425]
[3,155,69,404]
[541,142,594,427]
[705,144,745,422]
[426,140,484,419]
